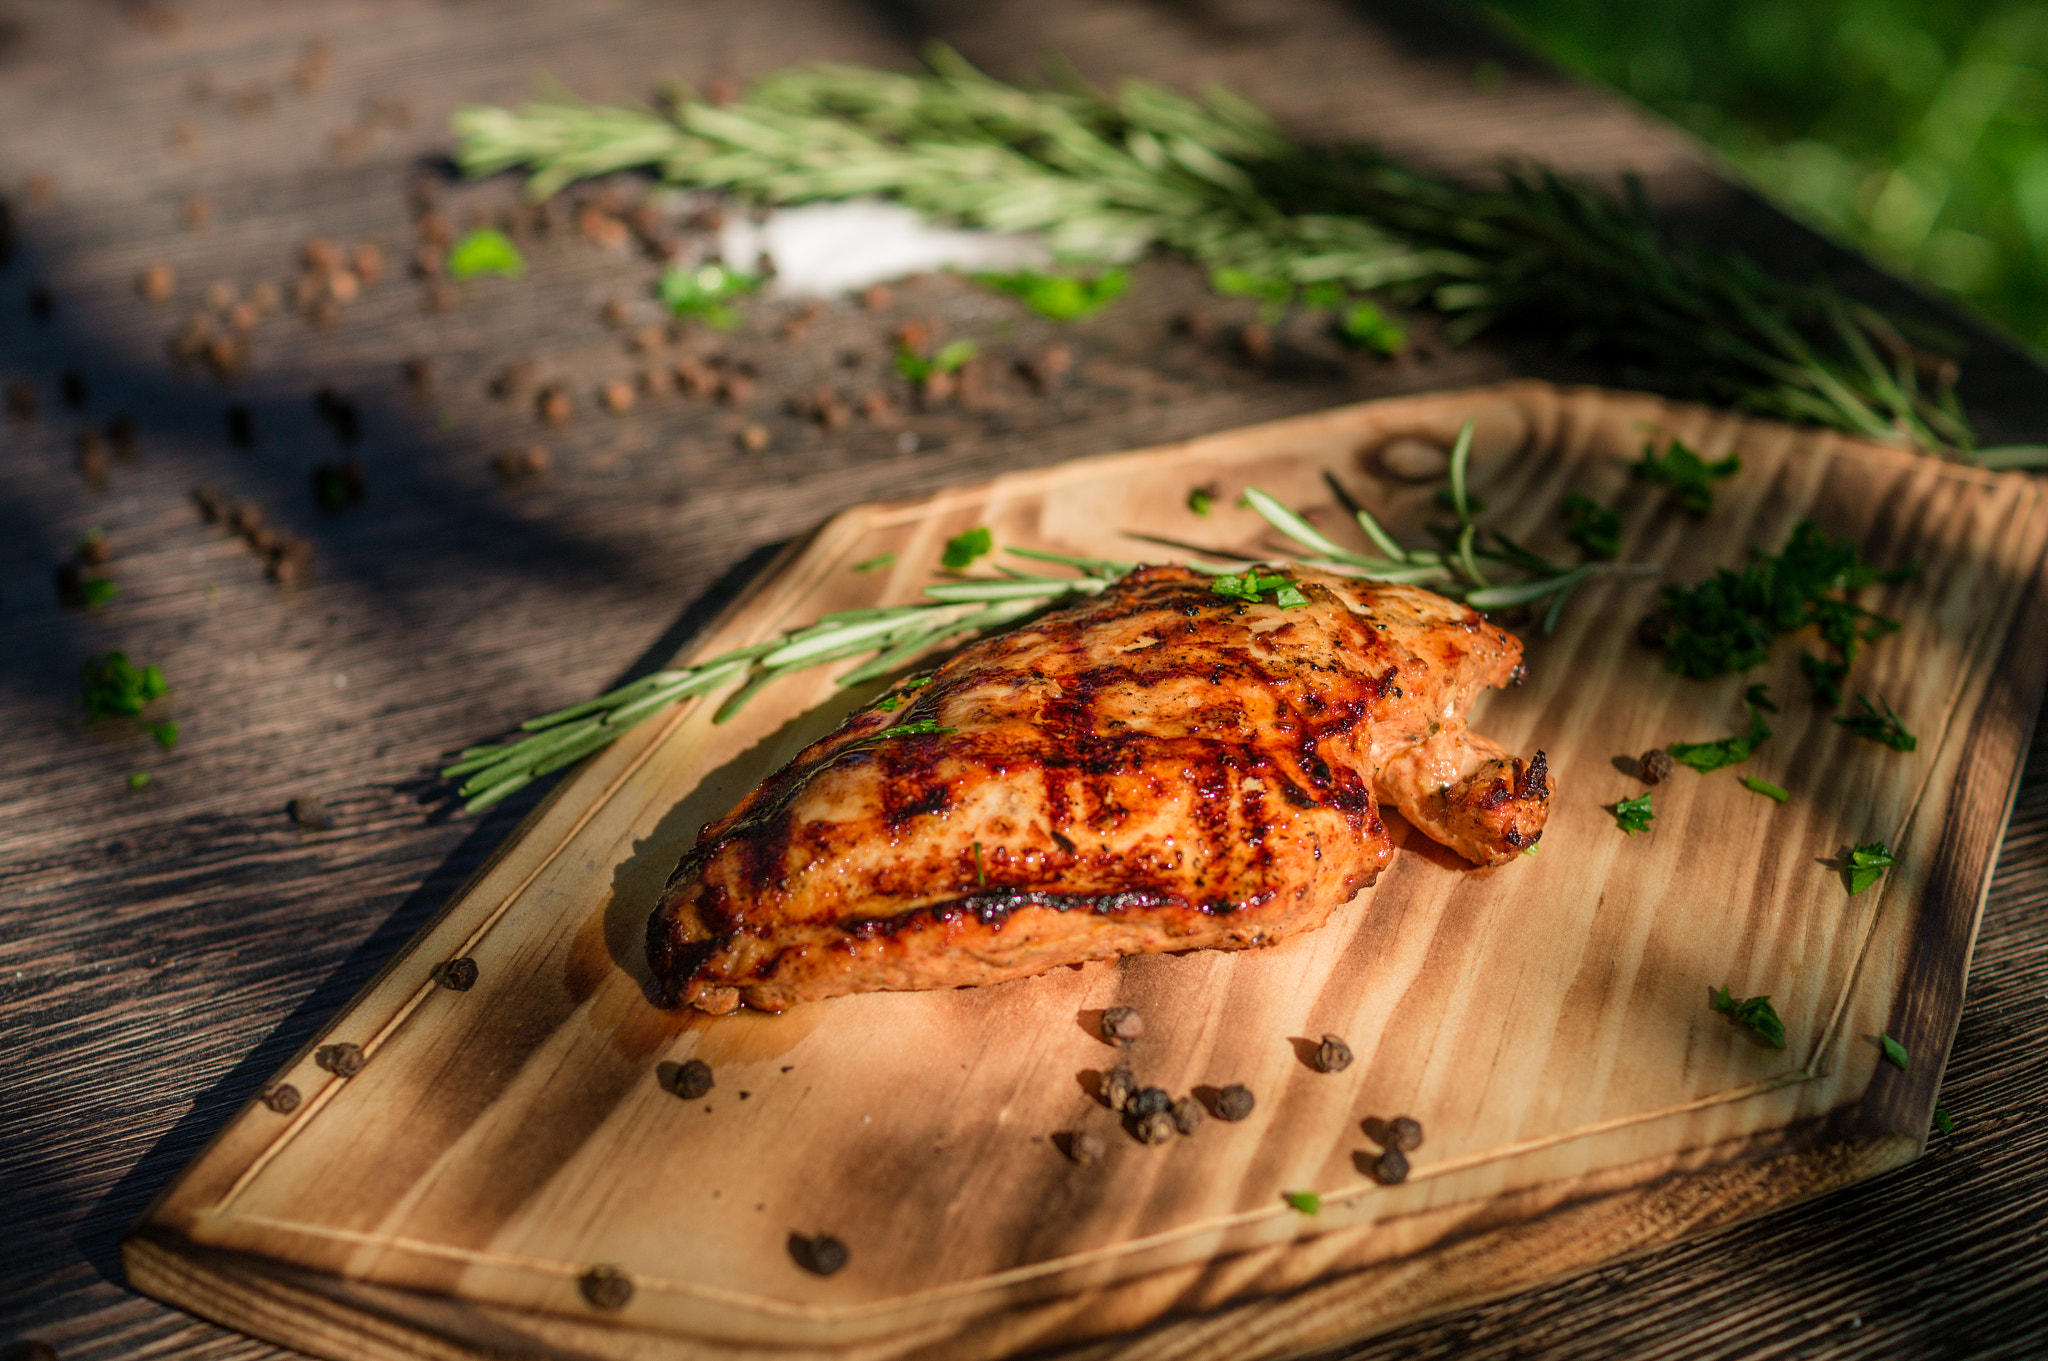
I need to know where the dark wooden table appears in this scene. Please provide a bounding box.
[6,3,2047,1358]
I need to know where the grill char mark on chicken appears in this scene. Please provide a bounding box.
[649,565,1550,1014]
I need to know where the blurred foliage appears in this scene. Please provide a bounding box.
[1486,0,2048,350]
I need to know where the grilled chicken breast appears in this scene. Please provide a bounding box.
[649,565,1550,1014]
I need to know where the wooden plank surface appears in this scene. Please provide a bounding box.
[5,2,2048,1360]
[124,384,2048,1359]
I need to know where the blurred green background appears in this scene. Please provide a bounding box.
[1485,0,2048,353]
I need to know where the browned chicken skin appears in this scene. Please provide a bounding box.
[649,565,1550,1013]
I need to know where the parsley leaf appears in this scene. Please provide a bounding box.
[1835,695,1916,752]
[1657,521,1902,681]
[1801,651,1848,705]
[127,771,151,791]
[1712,985,1787,1048]
[1932,1107,1955,1135]
[852,553,896,573]
[446,227,526,281]
[1612,791,1655,834]
[940,527,993,570]
[1744,683,1779,713]
[658,261,759,327]
[81,651,167,722]
[1336,301,1406,356]
[1741,775,1790,802]
[1210,571,1308,608]
[1879,1034,1910,1071]
[1637,437,1739,514]
[874,721,955,738]
[1187,484,1217,516]
[977,268,1127,320]
[1561,492,1621,560]
[895,339,978,381]
[1668,700,1773,773]
[1282,1190,1321,1214]
[1847,840,1898,894]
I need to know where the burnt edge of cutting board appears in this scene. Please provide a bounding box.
[122,381,2048,1361]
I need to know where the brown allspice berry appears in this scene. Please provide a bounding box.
[1101,1064,1137,1113]
[1133,1109,1178,1145]
[302,237,340,273]
[139,262,176,301]
[716,372,755,404]
[351,242,384,286]
[792,1233,848,1276]
[494,445,550,485]
[1170,1096,1204,1136]
[1370,1146,1410,1185]
[75,431,108,490]
[599,378,636,413]
[537,386,574,425]
[1311,1034,1354,1073]
[315,1042,366,1077]
[439,957,480,991]
[860,283,893,311]
[1128,1086,1171,1119]
[673,356,714,395]
[1214,1084,1256,1121]
[226,302,257,332]
[1066,1129,1107,1164]
[326,269,361,304]
[287,794,333,830]
[1385,1115,1425,1152]
[737,424,769,454]
[674,1058,715,1100]
[262,1084,301,1114]
[580,1264,634,1310]
[1100,1006,1144,1046]
[1638,749,1675,785]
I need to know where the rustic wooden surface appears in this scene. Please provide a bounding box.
[120,386,2048,1361]
[5,2,2048,1359]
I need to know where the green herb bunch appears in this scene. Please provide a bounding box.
[455,47,1971,451]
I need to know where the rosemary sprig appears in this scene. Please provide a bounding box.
[454,48,1971,452]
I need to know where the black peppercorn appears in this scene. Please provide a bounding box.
[793,1233,849,1276]
[1101,1064,1136,1113]
[1385,1115,1425,1152]
[674,1058,714,1100]
[1214,1084,1255,1121]
[439,957,479,991]
[1311,1034,1354,1073]
[1129,1085,1171,1118]
[1638,749,1675,785]
[1370,1146,1410,1185]
[1133,1109,1177,1144]
[579,1264,633,1309]
[1100,1005,1144,1045]
[261,1083,301,1114]
[226,403,255,447]
[1066,1130,1106,1165]
[1170,1096,1203,1135]
[315,1042,365,1077]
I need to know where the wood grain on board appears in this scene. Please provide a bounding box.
[126,382,2048,1360]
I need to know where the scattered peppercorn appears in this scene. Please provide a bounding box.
[314,387,360,444]
[74,432,108,490]
[261,1084,301,1114]
[439,957,480,991]
[1129,1086,1171,1118]
[793,1233,849,1276]
[1133,1109,1178,1145]
[1066,1129,1106,1164]
[1101,1064,1136,1113]
[1311,1034,1354,1073]
[599,378,636,413]
[60,369,87,409]
[737,424,769,454]
[579,1264,633,1309]
[674,1058,715,1100]
[1214,1084,1255,1121]
[315,1042,365,1077]
[287,795,333,831]
[1385,1115,1425,1152]
[1369,1146,1410,1185]
[1170,1096,1203,1135]
[140,262,176,301]
[1638,749,1675,785]
[226,403,255,447]
[494,446,550,485]
[537,386,574,425]
[1100,1006,1144,1046]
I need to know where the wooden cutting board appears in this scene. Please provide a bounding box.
[127,382,2048,1361]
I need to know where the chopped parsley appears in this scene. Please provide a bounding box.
[1336,300,1405,355]
[1210,571,1308,608]
[658,261,758,327]
[874,721,955,738]
[895,338,978,382]
[127,771,151,791]
[972,840,986,887]
[874,694,904,713]
[1835,695,1916,752]
[1879,1034,1910,1072]
[1657,521,1906,681]
[81,651,167,722]
[1712,985,1787,1048]
[1667,699,1773,773]
[1187,484,1217,516]
[75,575,117,609]
[1282,1190,1321,1214]
[1612,791,1655,835]
[1636,437,1739,515]
[1801,651,1849,705]
[1932,1107,1955,1135]
[1561,492,1621,560]
[1745,683,1779,713]
[1847,840,1899,894]
[150,719,180,751]
[940,527,993,570]
[1741,775,1790,802]
[446,227,526,281]
[852,553,896,573]
[977,268,1127,320]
